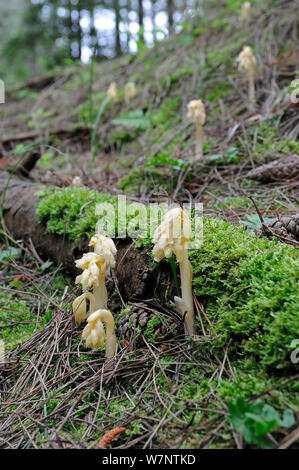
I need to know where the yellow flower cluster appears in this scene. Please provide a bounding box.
[152,207,191,263]
[237,46,256,72]
[187,99,206,125]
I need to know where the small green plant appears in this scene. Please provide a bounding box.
[146,154,185,168]
[227,396,295,448]
[207,147,241,164]
[112,110,150,130]
[91,95,110,163]
[28,108,51,129]
[37,152,54,168]
[0,246,22,266]
[240,213,273,231]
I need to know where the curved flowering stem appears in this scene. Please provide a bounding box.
[152,207,197,336]
[82,309,117,358]
[72,292,96,325]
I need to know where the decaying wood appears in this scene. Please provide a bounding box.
[255,213,299,244]
[0,125,91,144]
[0,172,163,301]
[246,154,299,183]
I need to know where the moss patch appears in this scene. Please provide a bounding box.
[36,186,119,241]
[190,217,299,369]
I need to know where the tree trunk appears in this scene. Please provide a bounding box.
[138,0,144,43]
[167,0,175,35]
[113,0,122,56]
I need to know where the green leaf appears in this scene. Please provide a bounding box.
[112,110,150,130]
[0,247,22,262]
[40,260,53,272]
[279,409,295,428]
[243,425,254,443]
[240,214,273,231]
[146,155,185,168]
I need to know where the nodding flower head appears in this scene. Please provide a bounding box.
[89,234,117,273]
[237,46,256,72]
[107,82,117,101]
[75,252,107,291]
[152,207,191,263]
[124,82,137,100]
[187,100,206,125]
[82,310,106,349]
[82,309,117,356]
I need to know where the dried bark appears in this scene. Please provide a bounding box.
[255,213,299,243]
[0,172,164,301]
[246,154,299,183]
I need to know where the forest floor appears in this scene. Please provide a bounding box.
[0,0,298,449]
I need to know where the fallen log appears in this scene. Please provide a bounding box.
[246,154,299,183]
[0,124,91,144]
[0,171,170,301]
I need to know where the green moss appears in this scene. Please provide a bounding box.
[0,292,52,349]
[36,186,118,241]
[190,217,299,369]
[208,194,254,211]
[36,186,167,243]
[207,82,232,102]
[150,96,181,130]
[143,315,162,342]
[106,126,141,149]
[279,139,299,154]
[244,122,299,160]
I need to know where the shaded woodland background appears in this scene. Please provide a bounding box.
[1,0,206,83]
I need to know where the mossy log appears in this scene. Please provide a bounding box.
[0,172,172,301]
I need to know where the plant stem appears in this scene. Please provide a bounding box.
[97,310,117,358]
[179,254,196,336]
[195,120,203,159]
[93,277,108,310]
[248,69,255,110]
[170,254,180,297]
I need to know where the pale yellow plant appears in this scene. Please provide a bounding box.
[72,234,117,357]
[152,207,196,336]
[82,309,117,357]
[75,235,117,310]
[187,100,206,160]
[124,82,136,103]
[107,82,117,101]
[72,292,96,325]
[72,176,83,187]
[237,46,256,109]
[240,2,251,26]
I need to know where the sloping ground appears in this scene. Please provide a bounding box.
[0,0,298,449]
[1,0,298,220]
